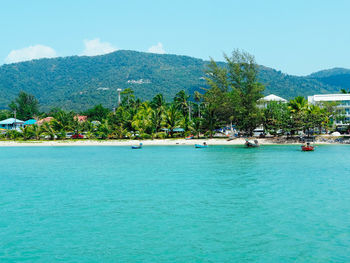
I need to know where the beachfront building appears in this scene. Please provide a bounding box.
[308,94,350,124]
[0,118,25,130]
[259,94,287,108]
[24,119,37,126]
[255,94,288,135]
[37,117,54,125]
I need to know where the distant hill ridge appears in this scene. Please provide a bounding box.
[0,50,349,111]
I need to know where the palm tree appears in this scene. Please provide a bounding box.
[305,105,324,135]
[165,104,181,137]
[150,109,162,135]
[131,103,152,135]
[202,103,217,138]
[288,96,309,134]
[180,113,191,132]
[52,110,74,129]
[114,124,129,139]
[32,124,42,140]
[83,121,98,139]
[71,119,84,137]
[340,89,350,94]
[150,94,165,134]
[194,91,202,118]
[174,90,190,116]
[191,117,202,139]
[41,122,56,140]
[151,94,165,109]
[97,120,112,139]
[288,96,308,114]
[21,126,34,140]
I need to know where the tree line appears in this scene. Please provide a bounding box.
[0,50,342,141]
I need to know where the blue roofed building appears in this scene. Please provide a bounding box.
[0,118,25,130]
[24,119,37,125]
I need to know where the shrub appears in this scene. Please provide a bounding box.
[155,132,167,139]
[172,132,183,138]
[140,133,152,139]
[184,131,192,137]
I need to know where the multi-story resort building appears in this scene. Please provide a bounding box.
[308,94,350,124]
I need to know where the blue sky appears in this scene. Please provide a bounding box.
[1,0,349,75]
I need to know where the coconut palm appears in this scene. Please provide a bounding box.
[180,113,191,132]
[340,88,350,94]
[174,90,190,116]
[288,96,309,133]
[31,124,42,140]
[150,108,163,134]
[288,96,308,114]
[41,122,56,140]
[21,126,34,140]
[165,104,181,137]
[52,110,74,130]
[202,103,217,138]
[131,103,153,135]
[194,91,203,118]
[191,117,202,139]
[82,121,98,139]
[151,94,165,109]
[97,120,112,139]
[114,124,130,139]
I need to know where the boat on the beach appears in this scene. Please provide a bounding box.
[245,139,259,148]
[186,135,194,140]
[195,143,207,148]
[132,143,143,149]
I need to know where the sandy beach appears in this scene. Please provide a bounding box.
[0,137,341,147]
[0,138,262,147]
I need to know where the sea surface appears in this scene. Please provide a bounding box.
[0,145,350,262]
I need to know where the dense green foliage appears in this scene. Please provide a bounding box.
[1,51,341,141]
[203,50,265,136]
[308,68,350,78]
[8,91,39,120]
[0,50,348,111]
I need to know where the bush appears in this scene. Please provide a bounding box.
[6,130,23,140]
[155,132,167,139]
[184,131,192,137]
[172,132,183,138]
[204,131,211,137]
[140,133,152,139]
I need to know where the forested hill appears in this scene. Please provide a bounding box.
[307,67,350,92]
[0,50,347,111]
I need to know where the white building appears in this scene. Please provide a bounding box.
[308,94,350,124]
[261,94,288,103]
[259,94,287,108]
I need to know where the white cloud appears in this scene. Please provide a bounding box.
[4,45,57,64]
[81,38,117,56]
[148,42,166,54]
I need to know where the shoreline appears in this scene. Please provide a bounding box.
[0,138,345,147]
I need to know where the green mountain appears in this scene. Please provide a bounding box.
[308,67,350,78]
[307,67,350,91]
[0,50,347,111]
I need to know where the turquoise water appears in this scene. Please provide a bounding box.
[1,145,350,262]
